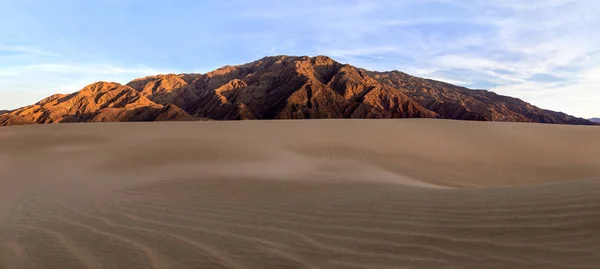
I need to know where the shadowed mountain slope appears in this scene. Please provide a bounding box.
[369,71,593,125]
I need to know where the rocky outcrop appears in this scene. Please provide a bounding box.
[368,71,593,125]
[183,56,439,120]
[0,55,594,126]
[0,82,195,126]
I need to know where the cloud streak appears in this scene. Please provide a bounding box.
[0,58,176,110]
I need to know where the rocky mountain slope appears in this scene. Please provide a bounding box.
[0,55,595,126]
[589,118,600,123]
[369,71,592,125]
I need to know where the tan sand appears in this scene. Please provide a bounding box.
[0,119,599,269]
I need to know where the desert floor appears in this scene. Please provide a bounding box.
[0,119,599,269]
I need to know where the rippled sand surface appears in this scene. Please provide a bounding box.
[1,119,599,269]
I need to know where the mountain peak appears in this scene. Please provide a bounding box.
[252,55,339,66]
[310,55,336,65]
[82,81,129,93]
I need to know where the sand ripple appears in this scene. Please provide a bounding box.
[1,120,600,269]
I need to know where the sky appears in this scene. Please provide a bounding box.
[0,0,599,118]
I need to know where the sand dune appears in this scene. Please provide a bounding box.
[1,119,599,269]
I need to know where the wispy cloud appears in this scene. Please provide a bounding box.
[0,44,59,57]
[0,59,176,110]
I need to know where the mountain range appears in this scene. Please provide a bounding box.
[0,55,595,126]
[590,118,600,123]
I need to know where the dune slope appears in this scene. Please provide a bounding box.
[1,119,599,269]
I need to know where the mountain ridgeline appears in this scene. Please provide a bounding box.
[0,56,595,126]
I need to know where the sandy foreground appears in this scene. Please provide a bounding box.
[0,119,599,269]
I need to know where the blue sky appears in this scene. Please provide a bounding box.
[1,0,599,118]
